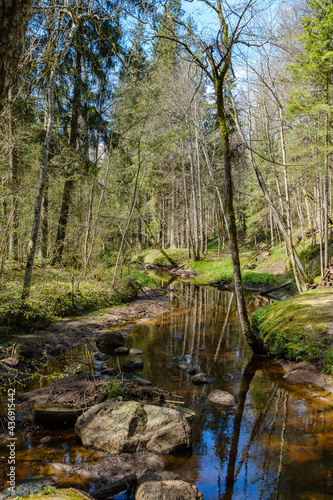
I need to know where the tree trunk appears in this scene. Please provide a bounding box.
[53,43,82,263]
[39,173,49,261]
[0,0,34,111]
[188,138,200,260]
[21,68,56,301]
[215,77,264,353]
[8,88,19,260]
[228,86,310,290]
[21,11,77,301]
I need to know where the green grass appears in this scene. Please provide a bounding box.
[186,254,285,286]
[0,264,157,332]
[252,289,333,374]
[131,248,189,266]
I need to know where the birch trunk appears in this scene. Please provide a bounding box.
[21,12,77,301]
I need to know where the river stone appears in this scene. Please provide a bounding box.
[101,366,117,376]
[185,366,197,375]
[129,348,143,355]
[75,400,192,455]
[0,478,56,499]
[96,331,125,350]
[132,377,152,386]
[176,362,189,370]
[191,372,211,385]
[208,390,236,406]
[114,346,130,354]
[135,471,203,500]
[17,489,93,500]
[95,352,111,361]
[122,357,144,372]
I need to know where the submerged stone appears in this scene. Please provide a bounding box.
[96,331,125,350]
[129,348,143,355]
[208,390,236,406]
[122,357,144,372]
[135,471,203,500]
[191,372,212,385]
[114,346,130,354]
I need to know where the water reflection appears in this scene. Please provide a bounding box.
[1,283,333,499]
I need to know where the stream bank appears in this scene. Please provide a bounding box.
[2,280,333,499]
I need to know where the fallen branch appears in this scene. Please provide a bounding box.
[241,251,260,269]
[260,280,295,296]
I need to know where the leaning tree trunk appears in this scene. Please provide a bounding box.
[21,70,57,300]
[21,13,77,301]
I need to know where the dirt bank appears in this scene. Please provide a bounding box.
[0,289,169,354]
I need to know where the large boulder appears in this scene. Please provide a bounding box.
[135,471,203,500]
[75,400,192,455]
[96,331,125,351]
[208,390,236,406]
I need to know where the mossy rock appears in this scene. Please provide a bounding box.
[19,487,93,500]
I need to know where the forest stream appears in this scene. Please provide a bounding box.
[1,278,333,500]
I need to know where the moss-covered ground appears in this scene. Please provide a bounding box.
[252,289,333,374]
[0,263,157,333]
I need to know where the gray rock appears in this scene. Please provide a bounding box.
[122,357,143,372]
[177,362,189,370]
[52,452,164,500]
[114,346,130,354]
[95,352,111,361]
[75,400,192,455]
[185,366,197,375]
[135,471,203,500]
[96,331,125,350]
[208,390,236,406]
[129,348,143,355]
[101,367,117,377]
[191,372,212,385]
[132,378,152,386]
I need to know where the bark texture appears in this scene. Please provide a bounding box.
[0,0,34,111]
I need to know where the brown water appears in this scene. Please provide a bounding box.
[1,281,333,499]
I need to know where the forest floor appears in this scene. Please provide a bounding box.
[0,289,169,353]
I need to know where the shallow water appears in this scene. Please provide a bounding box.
[1,282,333,499]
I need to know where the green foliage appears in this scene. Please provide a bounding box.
[0,266,157,331]
[101,378,128,400]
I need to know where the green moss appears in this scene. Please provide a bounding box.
[252,289,333,374]
[18,487,92,500]
[0,266,157,332]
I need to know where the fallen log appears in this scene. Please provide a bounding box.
[33,404,84,426]
[92,474,138,500]
[259,280,295,296]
